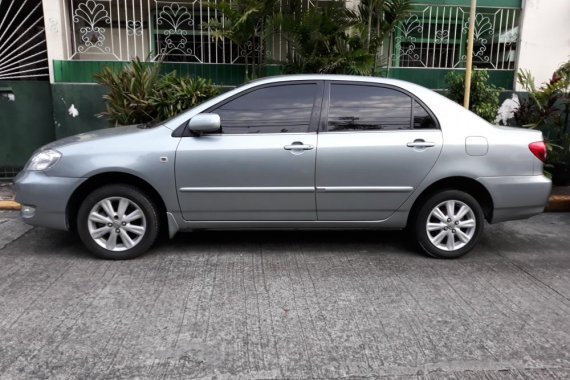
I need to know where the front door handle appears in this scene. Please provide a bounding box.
[407,139,435,148]
[284,142,314,151]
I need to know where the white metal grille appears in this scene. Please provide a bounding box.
[59,1,521,69]
[61,0,288,63]
[392,6,520,70]
[0,0,49,80]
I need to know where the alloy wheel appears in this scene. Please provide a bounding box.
[87,197,147,252]
[426,200,476,251]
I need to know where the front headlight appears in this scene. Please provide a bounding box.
[27,149,62,171]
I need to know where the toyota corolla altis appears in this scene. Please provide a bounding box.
[15,75,551,259]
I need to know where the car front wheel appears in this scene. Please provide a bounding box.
[415,190,484,259]
[77,184,159,260]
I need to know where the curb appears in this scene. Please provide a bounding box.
[544,195,570,212]
[1,197,569,213]
[0,201,21,211]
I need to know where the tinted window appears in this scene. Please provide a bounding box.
[213,84,317,134]
[413,100,437,129]
[328,84,412,131]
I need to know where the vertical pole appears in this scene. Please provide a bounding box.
[463,0,476,108]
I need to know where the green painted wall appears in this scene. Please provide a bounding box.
[53,60,515,89]
[386,68,515,90]
[0,81,55,172]
[49,62,517,140]
[51,83,109,139]
[53,60,284,87]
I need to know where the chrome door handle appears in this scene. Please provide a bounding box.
[284,143,314,151]
[407,140,435,148]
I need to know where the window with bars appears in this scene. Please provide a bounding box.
[0,0,49,80]
[63,0,270,64]
[392,6,520,70]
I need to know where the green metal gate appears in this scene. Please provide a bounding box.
[0,0,54,179]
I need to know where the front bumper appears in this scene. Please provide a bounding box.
[478,175,552,223]
[14,171,86,231]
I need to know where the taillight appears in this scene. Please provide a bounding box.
[529,141,547,162]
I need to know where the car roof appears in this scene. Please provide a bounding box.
[246,74,424,91]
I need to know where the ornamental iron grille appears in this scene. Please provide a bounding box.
[0,0,49,80]
[60,1,521,68]
[61,0,319,63]
[392,5,520,70]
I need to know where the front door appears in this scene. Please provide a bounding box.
[175,81,322,221]
[316,82,443,221]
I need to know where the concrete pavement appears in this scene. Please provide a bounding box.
[0,211,569,379]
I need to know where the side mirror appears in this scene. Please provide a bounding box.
[188,113,221,135]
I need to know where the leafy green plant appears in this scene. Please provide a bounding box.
[515,61,570,179]
[95,59,219,126]
[95,59,161,126]
[207,0,279,79]
[355,0,412,71]
[277,2,374,75]
[445,70,502,123]
[151,74,220,121]
[274,0,411,75]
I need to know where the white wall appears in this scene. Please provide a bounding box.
[516,0,570,89]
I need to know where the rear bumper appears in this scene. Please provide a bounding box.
[14,170,86,231]
[478,175,552,223]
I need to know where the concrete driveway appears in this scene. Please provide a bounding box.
[0,211,569,379]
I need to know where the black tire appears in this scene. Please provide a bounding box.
[414,190,484,259]
[77,184,159,260]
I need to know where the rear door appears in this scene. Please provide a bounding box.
[175,81,323,221]
[316,82,443,221]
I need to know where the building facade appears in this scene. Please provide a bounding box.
[0,0,569,175]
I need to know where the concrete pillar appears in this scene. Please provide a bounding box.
[42,0,68,83]
[516,0,570,90]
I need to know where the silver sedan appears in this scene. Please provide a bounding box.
[15,75,551,259]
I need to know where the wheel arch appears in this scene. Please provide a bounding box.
[407,176,494,227]
[66,172,168,234]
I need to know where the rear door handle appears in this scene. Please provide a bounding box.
[407,140,435,148]
[284,143,314,151]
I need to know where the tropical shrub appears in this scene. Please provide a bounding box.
[229,0,413,75]
[514,61,570,183]
[151,74,220,121]
[278,3,375,75]
[445,70,502,123]
[207,0,279,80]
[95,59,219,126]
[355,0,413,71]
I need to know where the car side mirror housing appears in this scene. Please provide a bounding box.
[188,113,221,135]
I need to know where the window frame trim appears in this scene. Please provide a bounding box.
[187,80,325,136]
[320,80,441,133]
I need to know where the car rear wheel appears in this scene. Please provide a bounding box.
[77,184,159,260]
[415,190,484,259]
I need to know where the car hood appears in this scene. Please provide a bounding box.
[40,125,158,151]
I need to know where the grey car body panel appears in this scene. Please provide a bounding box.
[316,130,443,220]
[175,133,318,221]
[15,74,551,236]
[14,170,85,230]
[17,126,182,226]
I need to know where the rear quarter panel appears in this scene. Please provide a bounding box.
[392,85,546,220]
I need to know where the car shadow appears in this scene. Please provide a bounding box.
[16,224,537,262]
[157,229,422,259]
